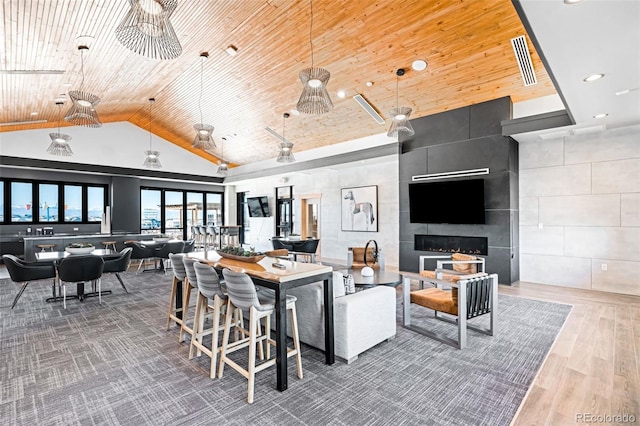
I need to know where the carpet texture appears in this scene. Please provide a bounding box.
[0,270,571,425]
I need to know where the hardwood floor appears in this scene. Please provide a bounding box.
[502,281,640,425]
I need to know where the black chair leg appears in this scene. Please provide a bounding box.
[11,281,29,309]
[115,273,129,293]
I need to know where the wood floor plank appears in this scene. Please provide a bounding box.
[503,281,640,425]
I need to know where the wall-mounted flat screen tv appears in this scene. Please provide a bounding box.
[409,179,485,224]
[246,196,270,217]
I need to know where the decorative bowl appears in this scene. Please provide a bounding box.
[217,251,265,263]
[65,244,95,255]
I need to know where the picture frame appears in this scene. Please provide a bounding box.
[341,185,378,232]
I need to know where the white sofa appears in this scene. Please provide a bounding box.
[278,271,397,363]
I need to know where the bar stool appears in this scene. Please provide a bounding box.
[166,253,187,333]
[180,257,200,343]
[189,262,245,379]
[36,244,56,252]
[101,240,117,251]
[218,268,303,404]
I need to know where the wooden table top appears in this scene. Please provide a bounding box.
[187,251,332,283]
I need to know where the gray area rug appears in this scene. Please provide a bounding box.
[0,270,571,425]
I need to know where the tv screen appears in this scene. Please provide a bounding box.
[409,179,485,224]
[246,196,270,217]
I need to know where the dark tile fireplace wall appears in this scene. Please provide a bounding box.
[399,97,519,284]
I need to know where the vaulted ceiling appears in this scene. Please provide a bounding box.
[0,0,557,167]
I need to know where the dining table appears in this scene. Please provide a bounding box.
[35,249,118,303]
[188,250,334,392]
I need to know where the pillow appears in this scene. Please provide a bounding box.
[332,271,346,298]
[451,252,478,273]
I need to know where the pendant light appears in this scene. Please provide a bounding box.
[296,0,333,115]
[115,0,182,60]
[65,45,102,127]
[387,68,415,139]
[277,113,295,163]
[143,98,162,168]
[47,102,73,156]
[217,137,229,176]
[192,52,215,150]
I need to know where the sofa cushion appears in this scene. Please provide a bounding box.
[411,287,458,315]
[333,271,346,298]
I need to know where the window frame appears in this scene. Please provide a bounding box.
[1,178,108,225]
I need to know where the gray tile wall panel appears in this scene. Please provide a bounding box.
[469,97,512,138]
[399,98,517,283]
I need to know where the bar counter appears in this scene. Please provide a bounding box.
[21,233,148,261]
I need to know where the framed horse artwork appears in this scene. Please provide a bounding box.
[341,185,378,232]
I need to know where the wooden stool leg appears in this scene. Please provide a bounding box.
[247,308,258,404]
[218,299,235,379]
[290,304,303,379]
[166,277,179,330]
[179,284,193,342]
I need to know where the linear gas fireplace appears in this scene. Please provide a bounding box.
[415,234,488,256]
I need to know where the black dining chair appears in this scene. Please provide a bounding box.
[183,239,196,253]
[155,240,186,274]
[57,256,105,309]
[2,254,57,309]
[102,247,133,293]
[125,241,156,274]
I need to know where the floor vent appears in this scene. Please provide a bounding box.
[511,35,537,86]
[353,94,385,124]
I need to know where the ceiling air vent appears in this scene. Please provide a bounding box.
[511,35,537,86]
[353,94,385,124]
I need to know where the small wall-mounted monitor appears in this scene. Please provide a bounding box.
[246,196,270,217]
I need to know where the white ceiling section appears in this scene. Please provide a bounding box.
[513,0,640,141]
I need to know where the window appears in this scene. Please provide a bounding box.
[2,179,107,224]
[87,186,105,222]
[165,191,183,238]
[64,185,83,222]
[141,189,161,234]
[39,183,59,222]
[11,182,33,222]
[206,193,222,226]
[140,187,223,239]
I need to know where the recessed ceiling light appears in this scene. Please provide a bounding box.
[593,113,608,119]
[290,109,300,116]
[225,45,238,56]
[337,90,346,98]
[76,34,95,49]
[412,59,428,71]
[564,0,583,4]
[30,112,38,116]
[366,81,373,87]
[583,73,604,82]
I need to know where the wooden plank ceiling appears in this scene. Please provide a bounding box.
[0,0,556,167]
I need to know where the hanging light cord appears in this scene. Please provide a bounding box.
[308,0,314,68]
[199,56,204,125]
[148,100,153,150]
[57,103,61,134]
[396,73,399,111]
[79,48,86,90]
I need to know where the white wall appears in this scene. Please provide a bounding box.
[519,124,640,296]
[0,122,220,177]
[232,157,400,267]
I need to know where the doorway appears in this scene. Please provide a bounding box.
[300,194,321,252]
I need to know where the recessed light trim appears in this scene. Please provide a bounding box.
[583,73,604,82]
[290,109,300,116]
[366,81,373,87]
[564,0,583,4]
[593,113,608,119]
[412,59,428,71]
[337,90,346,98]
[225,45,238,56]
